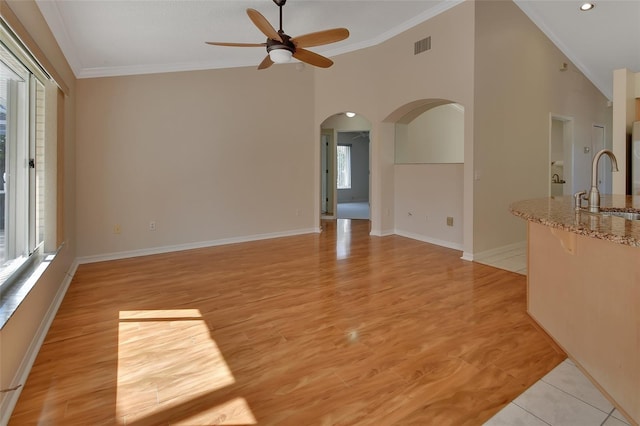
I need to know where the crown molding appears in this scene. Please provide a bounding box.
[35,0,83,79]
[40,0,466,79]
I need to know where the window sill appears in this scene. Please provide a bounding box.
[0,250,57,329]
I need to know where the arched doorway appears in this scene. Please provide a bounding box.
[320,112,372,220]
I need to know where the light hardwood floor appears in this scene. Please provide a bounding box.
[10,219,565,425]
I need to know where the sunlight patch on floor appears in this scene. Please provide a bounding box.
[116,309,255,424]
[172,397,257,425]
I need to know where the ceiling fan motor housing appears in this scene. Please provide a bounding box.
[266,35,295,54]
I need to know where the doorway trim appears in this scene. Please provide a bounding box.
[319,113,373,224]
[335,130,371,220]
[549,113,574,196]
[321,129,335,219]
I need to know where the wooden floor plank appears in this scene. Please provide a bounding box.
[10,219,565,425]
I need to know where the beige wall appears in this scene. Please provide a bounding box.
[76,1,478,257]
[75,66,315,257]
[321,114,371,131]
[0,0,76,419]
[314,1,475,246]
[473,0,611,254]
[396,104,464,164]
[0,4,616,251]
[393,104,465,246]
[394,164,463,248]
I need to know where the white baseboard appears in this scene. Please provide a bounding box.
[76,228,318,264]
[0,260,78,425]
[474,241,526,263]
[394,230,463,251]
[369,228,394,237]
[461,252,474,261]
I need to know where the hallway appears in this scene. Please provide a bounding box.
[336,202,370,220]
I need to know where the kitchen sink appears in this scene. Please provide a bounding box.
[601,210,640,221]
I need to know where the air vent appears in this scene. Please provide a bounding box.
[414,36,431,55]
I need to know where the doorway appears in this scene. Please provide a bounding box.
[336,131,370,219]
[320,113,372,221]
[549,115,573,196]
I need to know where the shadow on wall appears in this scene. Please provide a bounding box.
[394,100,464,164]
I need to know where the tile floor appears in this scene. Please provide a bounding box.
[480,248,633,426]
[484,354,632,425]
[475,243,528,275]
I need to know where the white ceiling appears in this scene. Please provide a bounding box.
[515,0,640,101]
[35,0,640,100]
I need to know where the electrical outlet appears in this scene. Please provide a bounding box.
[149,221,156,231]
[113,224,121,234]
[447,217,454,226]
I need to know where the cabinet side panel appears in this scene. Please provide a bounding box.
[528,221,639,424]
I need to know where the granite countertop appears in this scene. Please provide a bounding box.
[510,195,640,247]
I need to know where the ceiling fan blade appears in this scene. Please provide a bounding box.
[205,42,266,47]
[293,48,333,68]
[291,28,349,48]
[246,8,283,42]
[258,55,274,70]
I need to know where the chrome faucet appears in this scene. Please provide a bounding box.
[552,173,560,183]
[575,149,619,213]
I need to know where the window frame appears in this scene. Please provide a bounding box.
[337,144,352,190]
[0,25,49,290]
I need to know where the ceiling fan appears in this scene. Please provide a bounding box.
[206,0,349,70]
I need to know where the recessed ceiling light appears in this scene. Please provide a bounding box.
[580,2,595,11]
[345,112,356,118]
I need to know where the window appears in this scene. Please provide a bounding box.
[337,144,351,189]
[0,38,46,286]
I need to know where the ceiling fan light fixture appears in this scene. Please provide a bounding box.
[269,48,293,64]
[579,2,595,11]
[345,112,356,118]
[206,4,349,70]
